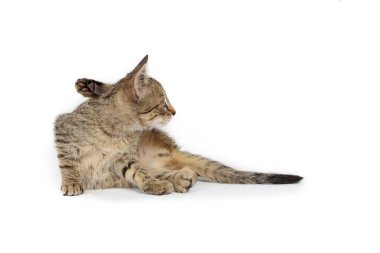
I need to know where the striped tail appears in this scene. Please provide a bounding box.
[173,151,303,184]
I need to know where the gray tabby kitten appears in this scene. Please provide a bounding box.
[54,55,302,196]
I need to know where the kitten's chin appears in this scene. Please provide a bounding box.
[149,117,171,129]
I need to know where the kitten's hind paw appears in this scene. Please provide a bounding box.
[61,183,84,196]
[173,168,197,193]
[142,180,174,195]
[75,78,103,98]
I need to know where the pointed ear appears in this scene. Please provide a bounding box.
[131,55,148,75]
[132,55,149,98]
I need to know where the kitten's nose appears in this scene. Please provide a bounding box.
[168,105,176,116]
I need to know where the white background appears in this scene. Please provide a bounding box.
[0,0,379,252]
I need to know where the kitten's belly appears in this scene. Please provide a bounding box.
[79,141,137,189]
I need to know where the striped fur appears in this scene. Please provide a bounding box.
[170,151,302,184]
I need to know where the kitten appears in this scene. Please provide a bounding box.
[56,58,302,196]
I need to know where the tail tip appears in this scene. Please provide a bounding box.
[268,174,303,184]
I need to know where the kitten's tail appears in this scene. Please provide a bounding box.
[173,151,303,184]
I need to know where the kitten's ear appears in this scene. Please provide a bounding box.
[131,55,149,98]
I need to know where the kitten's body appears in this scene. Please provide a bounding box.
[56,56,179,195]
[56,106,139,190]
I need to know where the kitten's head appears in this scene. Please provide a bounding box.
[114,55,176,128]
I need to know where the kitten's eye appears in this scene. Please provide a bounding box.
[158,153,169,157]
[157,103,168,113]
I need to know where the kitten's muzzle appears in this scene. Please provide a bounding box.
[168,105,176,116]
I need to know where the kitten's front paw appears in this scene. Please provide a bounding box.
[75,78,103,98]
[173,168,197,193]
[142,180,174,195]
[61,183,84,196]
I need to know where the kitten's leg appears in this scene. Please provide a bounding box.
[126,163,175,195]
[149,167,198,193]
[113,159,174,195]
[55,127,83,196]
[57,157,83,196]
[75,78,111,98]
